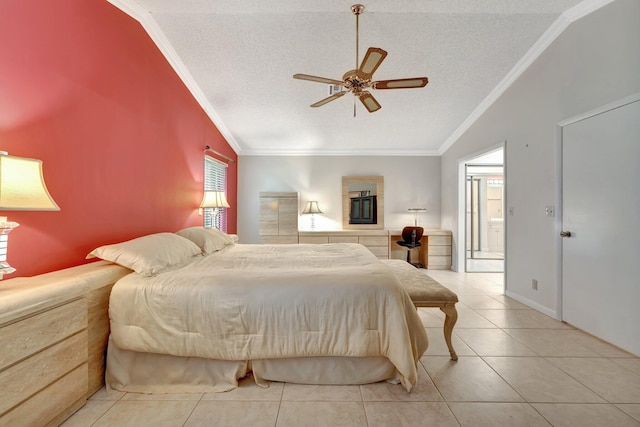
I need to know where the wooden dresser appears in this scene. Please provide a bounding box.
[259,192,299,244]
[0,262,129,426]
[298,229,452,268]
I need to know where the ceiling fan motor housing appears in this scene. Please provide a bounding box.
[328,84,346,95]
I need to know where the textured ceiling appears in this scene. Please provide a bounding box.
[115,0,584,155]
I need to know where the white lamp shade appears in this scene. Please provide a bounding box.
[407,207,426,226]
[302,201,322,214]
[200,190,230,208]
[0,154,60,211]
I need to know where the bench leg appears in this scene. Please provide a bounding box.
[440,303,458,361]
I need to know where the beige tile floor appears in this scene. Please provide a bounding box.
[62,270,640,427]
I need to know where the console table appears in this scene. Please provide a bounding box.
[297,229,452,269]
[389,229,452,270]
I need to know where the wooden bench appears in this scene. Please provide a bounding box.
[382,259,459,361]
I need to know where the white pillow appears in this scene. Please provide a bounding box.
[87,232,202,276]
[176,226,235,254]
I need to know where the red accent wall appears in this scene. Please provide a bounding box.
[0,0,237,277]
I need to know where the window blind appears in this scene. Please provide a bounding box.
[204,155,228,231]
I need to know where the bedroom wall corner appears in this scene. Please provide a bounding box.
[439,0,640,312]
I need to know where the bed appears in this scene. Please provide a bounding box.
[88,228,428,394]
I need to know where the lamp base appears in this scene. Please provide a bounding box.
[204,209,223,230]
[0,220,19,278]
[0,262,16,276]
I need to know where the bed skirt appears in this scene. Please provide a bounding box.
[106,337,400,394]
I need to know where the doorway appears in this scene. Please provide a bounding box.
[464,150,504,273]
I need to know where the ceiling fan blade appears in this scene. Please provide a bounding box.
[357,47,387,80]
[310,91,346,108]
[293,74,345,86]
[358,92,381,113]
[373,77,429,90]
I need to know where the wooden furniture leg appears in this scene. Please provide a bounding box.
[380,259,459,361]
[440,303,459,361]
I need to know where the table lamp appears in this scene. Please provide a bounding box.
[302,201,323,230]
[199,190,230,229]
[0,152,60,276]
[407,207,426,226]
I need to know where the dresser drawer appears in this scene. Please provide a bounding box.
[329,236,359,244]
[0,363,87,427]
[358,236,388,246]
[428,245,452,256]
[428,236,451,246]
[0,330,87,416]
[299,236,329,244]
[0,298,87,371]
[428,255,452,268]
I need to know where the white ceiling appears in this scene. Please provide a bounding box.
[111,0,588,156]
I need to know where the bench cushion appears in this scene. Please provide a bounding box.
[382,259,458,304]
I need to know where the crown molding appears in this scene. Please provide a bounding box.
[438,0,617,155]
[238,148,440,157]
[106,0,241,154]
[562,0,617,21]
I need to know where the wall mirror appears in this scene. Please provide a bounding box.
[342,176,384,229]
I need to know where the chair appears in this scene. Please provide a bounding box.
[396,226,424,268]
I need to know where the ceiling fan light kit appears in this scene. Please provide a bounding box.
[293,4,429,115]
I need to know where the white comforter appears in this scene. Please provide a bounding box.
[109,243,428,391]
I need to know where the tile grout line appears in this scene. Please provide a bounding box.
[180,392,205,427]
[86,399,118,427]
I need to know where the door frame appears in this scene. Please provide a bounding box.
[465,167,505,264]
[466,173,481,260]
[556,91,640,322]
[456,141,506,281]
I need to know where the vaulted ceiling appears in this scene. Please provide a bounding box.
[111,0,588,155]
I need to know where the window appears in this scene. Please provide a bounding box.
[204,155,228,231]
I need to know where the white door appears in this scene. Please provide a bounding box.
[562,99,640,355]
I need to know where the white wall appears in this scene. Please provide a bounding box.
[440,0,640,317]
[237,156,441,243]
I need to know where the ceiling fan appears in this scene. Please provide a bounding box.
[293,4,429,116]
